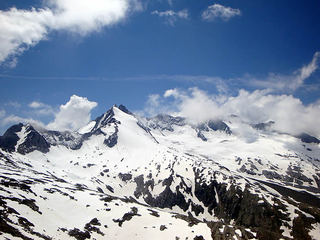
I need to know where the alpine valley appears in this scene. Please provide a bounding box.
[0,105,320,240]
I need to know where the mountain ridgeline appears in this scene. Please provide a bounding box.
[0,105,319,240]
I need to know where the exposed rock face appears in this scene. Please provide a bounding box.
[41,130,82,150]
[104,129,118,148]
[148,114,186,132]
[197,131,207,141]
[89,108,119,135]
[252,121,275,131]
[0,123,23,152]
[195,120,231,141]
[297,133,320,144]
[118,104,132,115]
[197,120,232,135]
[17,125,50,154]
[0,124,50,154]
[207,120,232,135]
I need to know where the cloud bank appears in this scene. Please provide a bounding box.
[0,0,141,65]
[202,4,241,21]
[155,87,320,138]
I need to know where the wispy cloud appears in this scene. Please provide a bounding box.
[28,101,56,116]
[151,9,188,25]
[248,51,320,92]
[168,0,173,6]
[0,0,141,66]
[0,114,45,129]
[142,51,319,94]
[202,4,241,21]
[1,51,317,94]
[0,110,5,119]
[5,101,21,109]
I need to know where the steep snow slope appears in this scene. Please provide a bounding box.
[0,105,320,240]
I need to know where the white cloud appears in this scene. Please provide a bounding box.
[164,88,180,98]
[0,7,54,65]
[0,0,141,65]
[222,90,320,137]
[0,110,5,118]
[46,0,135,35]
[297,52,320,87]
[29,101,56,116]
[147,94,161,108]
[164,88,224,123]
[151,9,188,25]
[29,101,45,109]
[167,0,173,6]
[250,52,320,91]
[202,4,241,21]
[157,87,320,138]
[47,95,97,131]
[143,93,176,117]
[143,94,161,116]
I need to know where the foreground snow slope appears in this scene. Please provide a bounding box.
[0,105,320,240]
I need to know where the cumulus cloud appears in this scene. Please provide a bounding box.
[250,52,320,91]
[151,9,188,25]
[47,95,97,131]
[158,87,320,138]
[202,4,241,21]
[164,88,224,123]
[0,0,140,65]
[46,0,136,34]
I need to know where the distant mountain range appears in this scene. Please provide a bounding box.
[0,105,319,240]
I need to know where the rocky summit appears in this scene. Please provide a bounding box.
[0,105,320,240]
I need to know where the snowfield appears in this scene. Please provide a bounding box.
[0,105,319,240]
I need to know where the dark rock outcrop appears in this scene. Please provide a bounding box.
[0,124,50,154]
[208,120,232,134]
[297,133,320,144]
[118,104,132,115]
[17,125,50,154]
[252,121,275,131]
[42,130,82,150]
[198,120,232,135]
[104,128,118,148]
[148,114,186,132]
[0,123,23,152]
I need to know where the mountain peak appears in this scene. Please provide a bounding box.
[0,123,50,154]
[118,104,132,115]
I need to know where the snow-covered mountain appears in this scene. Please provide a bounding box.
[0,105,320,240]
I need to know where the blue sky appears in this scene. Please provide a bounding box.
[0,0,320,135]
